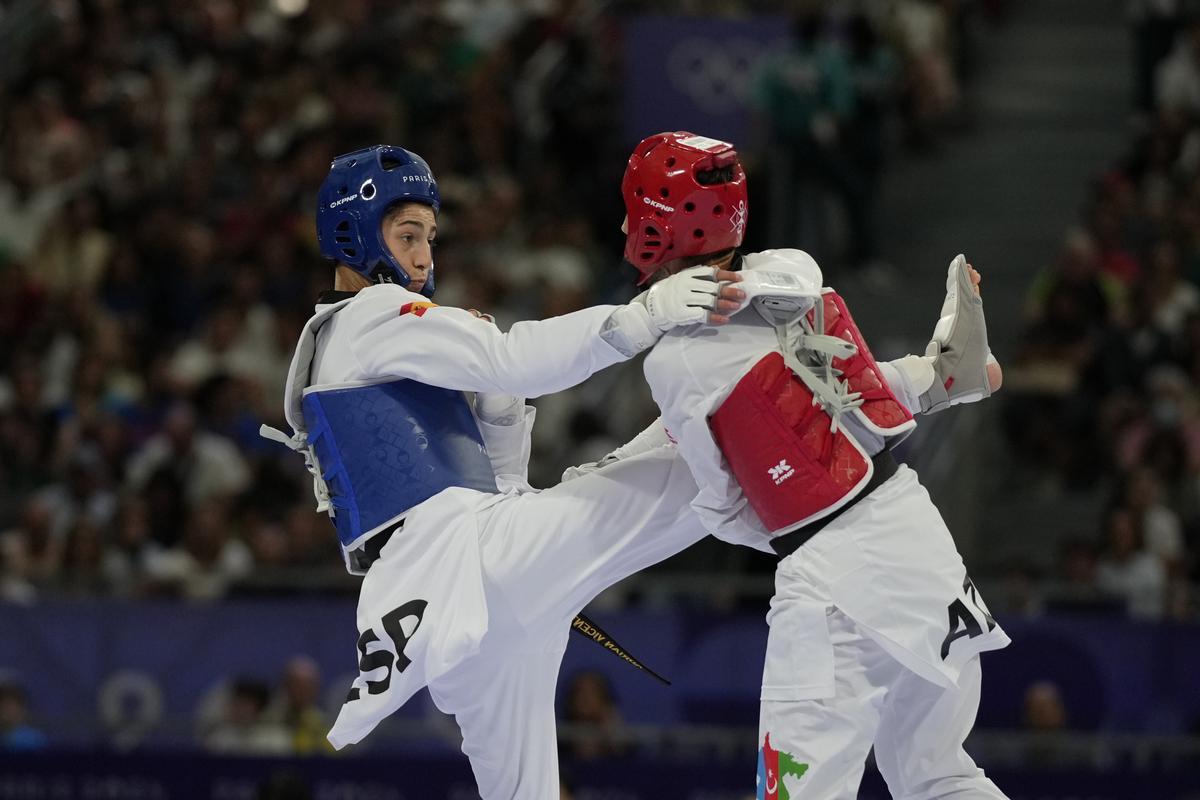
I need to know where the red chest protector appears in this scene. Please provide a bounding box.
[709,291,915,534]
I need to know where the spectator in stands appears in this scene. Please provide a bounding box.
[266,656,330,755]
[997,559,1044,616]
[203,678,290,755]
[1117,466,1186,572]
[1023,680,1068,732]
[1144,236,1200,337]
[1019,679,1072,767]
[144,504,253,601]
[1089,174,1143,288]
[0,528,37,604]
[0,680,47,751]
[754,11,854,259]
[99,498,160,596]
[125,403,251,511]
[0,357,55,507]
[34,190,113,295]
[561,670,629,761]
[1155,17,1200,116]
[1096,507,1167,617]
[35,446,117,549]
[1025,228,1120,331]
[891,0,963,148]
[1045,535,1133,614]
[1,498,58,586]
[1007,228,1127,485]
[843,12,900,270]
[57,518,107,596]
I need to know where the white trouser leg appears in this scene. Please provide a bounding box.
[426,448,703,799]
[476,447,704,627]
[427,593,569,800]
[757,607,893,800]
[873,656,1009,800]
[758,606,1006,800]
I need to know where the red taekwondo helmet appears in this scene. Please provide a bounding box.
[621,131,749,284]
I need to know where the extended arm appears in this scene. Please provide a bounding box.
[882,254,1002,415]
[348,267,743,398]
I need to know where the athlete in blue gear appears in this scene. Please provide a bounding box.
[264,145,744,799]
[316,146,441,297]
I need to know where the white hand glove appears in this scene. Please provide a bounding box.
[920,254,993,414]
[601,265,728,356]
[638,265,725,331]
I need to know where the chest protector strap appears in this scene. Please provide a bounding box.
[709,290,915,535]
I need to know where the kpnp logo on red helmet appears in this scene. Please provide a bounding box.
[621,131,749,284]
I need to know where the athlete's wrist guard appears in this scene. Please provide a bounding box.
[601,301,661,357]
[920,254,993,414]
[474,392,524,426]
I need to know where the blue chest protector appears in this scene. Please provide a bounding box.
[301,380,499,552]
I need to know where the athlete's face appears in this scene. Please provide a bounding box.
[382,202,437,294]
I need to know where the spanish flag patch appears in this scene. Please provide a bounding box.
[399,301,437,317]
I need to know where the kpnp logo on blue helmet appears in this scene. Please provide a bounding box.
[316,144,441,298]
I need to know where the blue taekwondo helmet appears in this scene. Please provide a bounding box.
[316,145,441,297]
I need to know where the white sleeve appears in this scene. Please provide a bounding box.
[344,285,630,397]
[476,404,537,493]
[878,355,935,415]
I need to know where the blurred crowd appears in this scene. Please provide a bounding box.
[0,0,991,602]
[1002,2,1200,620]
[754,0,989,269]
[0,0,635,602]
[0,657,332,757]
[198,656,331,756]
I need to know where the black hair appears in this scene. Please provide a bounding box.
[230,678,272,712]
[696,166,735,186]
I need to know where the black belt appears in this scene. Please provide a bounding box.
[769,450,899,559]
[348,519,402,573]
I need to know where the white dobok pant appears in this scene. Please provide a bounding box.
[332,446,704,800]
[758,466,1010,800]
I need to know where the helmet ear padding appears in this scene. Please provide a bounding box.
[631,218,673,270]
[328,212,366,264]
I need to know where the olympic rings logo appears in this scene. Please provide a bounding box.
[666,37,778,113]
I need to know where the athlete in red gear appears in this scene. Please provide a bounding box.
[621,132,1010,800]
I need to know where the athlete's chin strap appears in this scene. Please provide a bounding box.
[259,424,333,516]
[773,300,865,435]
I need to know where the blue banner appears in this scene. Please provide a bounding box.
[622,16,791,147]
[3,602,1200,748]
